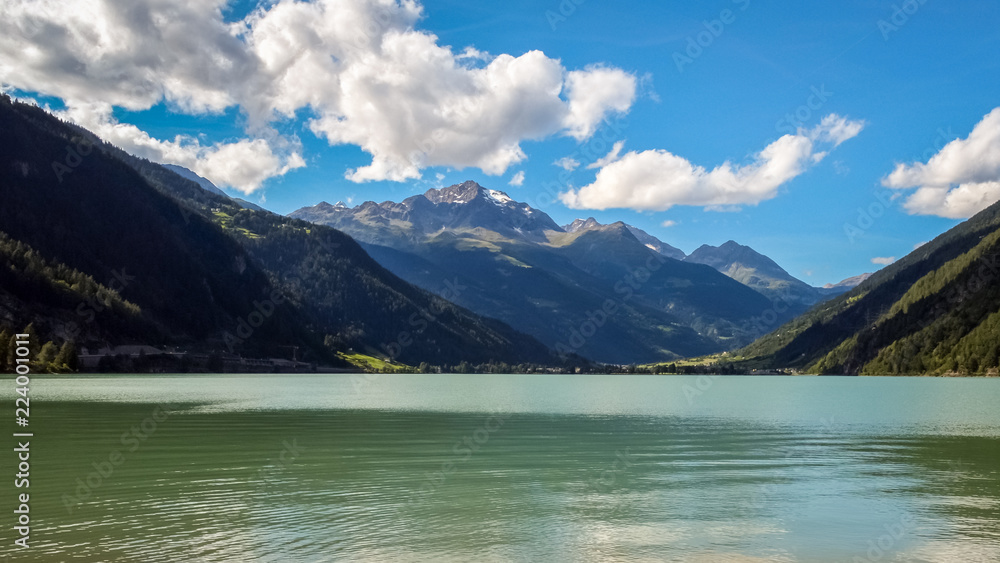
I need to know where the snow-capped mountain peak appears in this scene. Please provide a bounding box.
[291,180,562,240]
[486,189,514,205]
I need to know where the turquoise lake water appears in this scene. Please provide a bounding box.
[3,374,999,562]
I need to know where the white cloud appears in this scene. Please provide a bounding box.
[554,156,581,171]
[56,103,303,193]
[661,220,677,228]
[587,140,626,169]
[914,241,928,250]
[871,256,896,266]
[560,114,865,211]
[562,66,636,141]
[810,114,865,147]
[883,107,1000,218]
[0,0,638,188]
[509,171,525,187]
[0,0,251,113]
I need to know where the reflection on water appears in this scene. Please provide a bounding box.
[5,374,1000,562]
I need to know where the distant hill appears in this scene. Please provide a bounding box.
[823,273,872,291]
[684,240,836,307]
[738,199,1000,376]
[564,218,686,260]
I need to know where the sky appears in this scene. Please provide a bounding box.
[2,0,999,285]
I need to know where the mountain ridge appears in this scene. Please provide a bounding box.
[683,240,842,308]
[0,94,555,370]
[737,196,1000,375]
[292,182,805,363]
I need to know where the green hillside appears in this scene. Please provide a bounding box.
[737,197,1000,376]
[0,94,554,369]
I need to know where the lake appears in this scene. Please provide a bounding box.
[6,374,1000,562]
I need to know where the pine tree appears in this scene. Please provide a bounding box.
[37,341,59,373]
[54,341,79,373]
[20,324,41,371]
[0,328,10,373]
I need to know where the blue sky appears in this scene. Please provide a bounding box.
[2,0,999,285]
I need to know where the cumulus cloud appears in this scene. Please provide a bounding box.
[871,256,896,266]
[0,0,251,113]
[509,171,525,187]
[560,114,864,211]
[661,220,678,228]
[57,103,303,193]
[587,140,626,169]
[554,156,581,171]
[562,66,636,141]
[883,108,1000,218]
[810,114,865,147]
[0,0,637,189]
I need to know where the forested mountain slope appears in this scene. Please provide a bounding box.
[738,198,1000,375]
[0,94,553,368]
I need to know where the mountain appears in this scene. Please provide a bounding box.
[292,182,783,364]
[823,273,872,290]
[565,223,851,311]
[162,164,265,211]
[563,217,603,233]
[0,95,322,361]
[564,218,686,260]
[684,240,832,308]
[0,94,553,369]
[294,181,561,248]
[162,164,228,197]
[738,198,1000,376]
